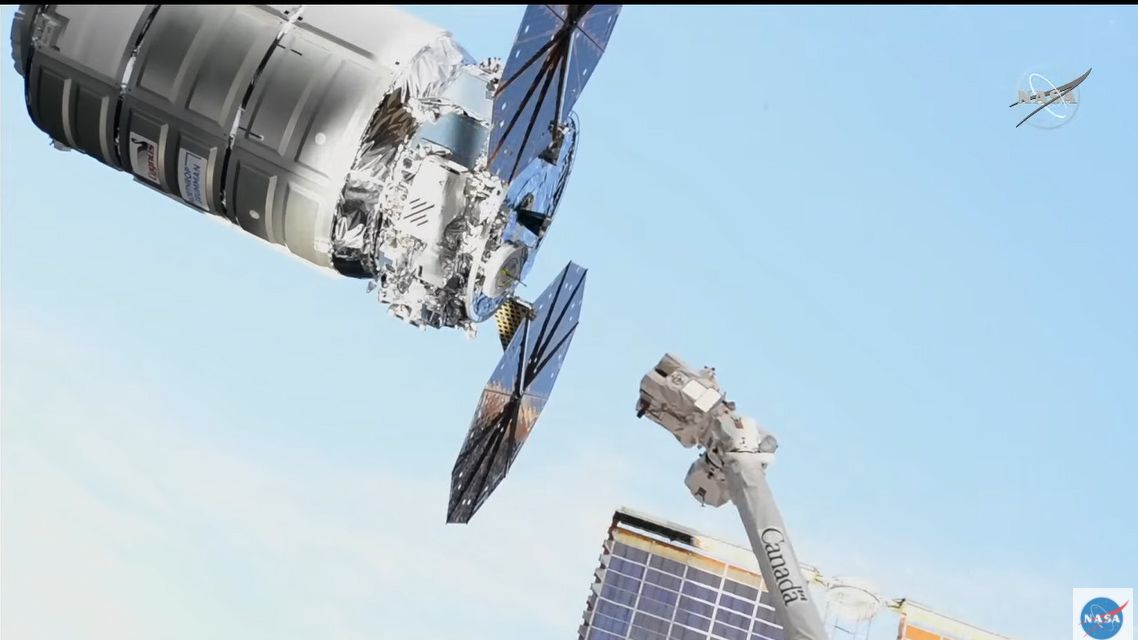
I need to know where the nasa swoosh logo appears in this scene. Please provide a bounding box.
[1075,589,1134,640]
[1012,66,1089,130]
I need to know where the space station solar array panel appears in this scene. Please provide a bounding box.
[579,533,786,640]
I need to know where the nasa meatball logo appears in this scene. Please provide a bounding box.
[1074,589,1133,640]
[1083,599,1127,639]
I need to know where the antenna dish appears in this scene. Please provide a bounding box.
[827,577,882,615]
[823,577,883,640]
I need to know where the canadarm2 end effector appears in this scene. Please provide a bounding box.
[637,353,777,505]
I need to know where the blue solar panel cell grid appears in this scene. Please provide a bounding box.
[671,626,708,640]
[719,593,755,617]
[713,623,749,640]
[751,618,784,640]
[648,554,687,577]
[721,625,751,640]
[753,603,779,624]
[686,567,722,589]
[681,581,719,603]
[641,584,678,607]
[598,599,634,622]
[611,556,646,580]
[678,596,714,619]
[646,568,683,592]
[634,611,670,635]
[614,542,650,564]
[595,614,630,636]
[605,570,641,594]
[674,610,712,633]
[638,595,676,621]
[723,580,759,602]
[581,536,785,640]
[715,609,752,632]
[603,584,639,607]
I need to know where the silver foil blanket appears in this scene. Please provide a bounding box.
[330,34,472,278]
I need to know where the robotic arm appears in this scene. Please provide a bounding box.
[636,354,827,640]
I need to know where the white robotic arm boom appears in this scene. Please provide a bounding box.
[636,354,827,640]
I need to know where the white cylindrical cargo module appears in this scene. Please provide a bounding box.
[10,4,459,269]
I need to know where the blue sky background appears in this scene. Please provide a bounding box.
[3,5,1136,640]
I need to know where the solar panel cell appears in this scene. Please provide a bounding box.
[637,596,675,621]
[601,601,634,621]
[719,593,755,617]
[675,611,713,632]
[602,584,639,607]
[648,555,687,577]
[712,622,749,640]
[686,567,723,590]
[681,581,718,604]
[645,568,683,592]
[723,580,759,602]
[611,556,646,580]
[670,626,708,640]
[614,542,650,565]
[641,584,679,607]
